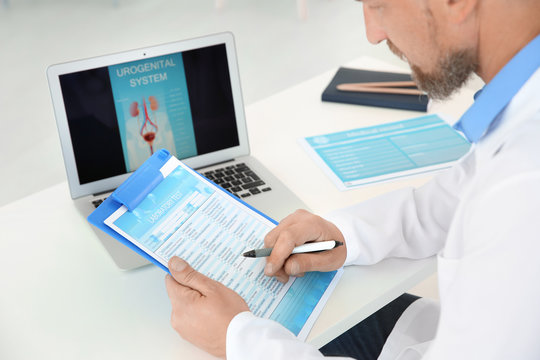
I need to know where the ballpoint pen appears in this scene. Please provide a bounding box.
[242,240,343,258]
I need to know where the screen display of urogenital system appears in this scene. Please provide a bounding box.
[59,44,239,185]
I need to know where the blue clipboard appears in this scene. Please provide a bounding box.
[88,148,341,339]
[88,148,280,273]
[88,149,174,272]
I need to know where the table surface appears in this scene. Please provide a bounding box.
[0,57,476,359]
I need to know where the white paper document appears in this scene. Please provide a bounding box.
[104,156,342,339]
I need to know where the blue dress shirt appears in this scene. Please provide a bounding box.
[454,34,540,143]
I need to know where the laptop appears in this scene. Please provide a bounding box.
[47,32,307,270]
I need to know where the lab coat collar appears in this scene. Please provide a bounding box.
[453,33,540,143]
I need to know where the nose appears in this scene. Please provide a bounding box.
[363,4,388,44]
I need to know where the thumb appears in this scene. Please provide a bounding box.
[168,256,213,294]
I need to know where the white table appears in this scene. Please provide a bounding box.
[0,57,476,359]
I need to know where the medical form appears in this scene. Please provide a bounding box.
[104,155,341,339]
[299,114,471,190]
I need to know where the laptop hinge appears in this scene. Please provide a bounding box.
[91,159,238,197]
[194,158,236,171]
[93,189,114,197]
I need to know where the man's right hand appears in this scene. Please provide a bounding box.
[263,209,347,283]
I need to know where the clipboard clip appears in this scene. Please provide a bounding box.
[336,80,425,96]
[112,149,172,211]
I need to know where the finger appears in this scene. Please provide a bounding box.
[168,256,215,294]
[283,246,347,275]
[265,223,323,276]
[264,226,282,249]
[271,268,290,283]
[264,209,311,248]
[165,274,202,305]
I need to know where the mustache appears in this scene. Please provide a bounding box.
[387,40,406,61]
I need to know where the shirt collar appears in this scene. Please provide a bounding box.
[453,33,540,143]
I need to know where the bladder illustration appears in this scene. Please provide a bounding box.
[130,96,159,155]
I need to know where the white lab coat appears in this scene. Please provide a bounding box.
[226,68,540,360]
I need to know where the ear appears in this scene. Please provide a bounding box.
[445,0,478,24]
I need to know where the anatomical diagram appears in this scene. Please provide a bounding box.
[130,95,159,155]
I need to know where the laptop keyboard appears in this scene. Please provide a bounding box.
[92,198,107,208]
[201,163,271,199]
[91,163,271,209]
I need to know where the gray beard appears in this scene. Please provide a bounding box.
[410,50,478,100]
[387,40,478,100]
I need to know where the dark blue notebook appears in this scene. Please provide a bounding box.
[322,67,429,112]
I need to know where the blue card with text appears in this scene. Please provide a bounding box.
[300,114,471,190]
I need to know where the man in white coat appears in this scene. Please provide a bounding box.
[165,0,540,358]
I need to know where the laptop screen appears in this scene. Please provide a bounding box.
[58,43,239,185]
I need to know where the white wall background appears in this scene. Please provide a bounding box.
[0,0,440,298]
[0,0,409,207]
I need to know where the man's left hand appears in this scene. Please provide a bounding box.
[165,256,249,358]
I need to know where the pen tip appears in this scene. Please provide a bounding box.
[242,250,255,257]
